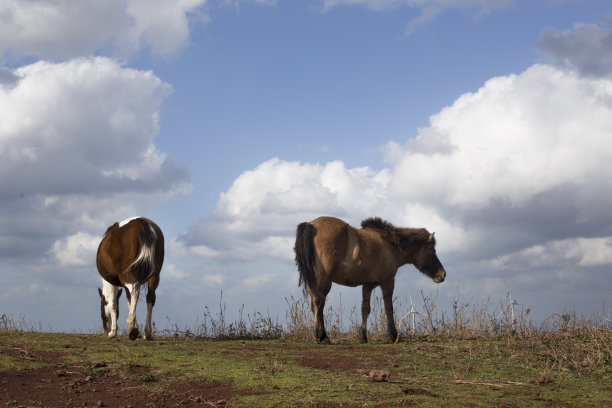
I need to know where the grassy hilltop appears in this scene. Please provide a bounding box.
[1,295,611,407]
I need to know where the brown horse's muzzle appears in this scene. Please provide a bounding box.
[433,268,446,283]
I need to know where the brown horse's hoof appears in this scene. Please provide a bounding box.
[317,336,331,344]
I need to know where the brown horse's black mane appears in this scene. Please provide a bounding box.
[361,217,396,235]
[360,217,433,247]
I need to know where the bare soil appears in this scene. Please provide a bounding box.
[0,347,249,407]
[0,343,370,408]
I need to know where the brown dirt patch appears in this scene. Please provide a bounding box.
[2,346,67,365]
[0,349,256,408]
[294,345,388,373]
[295,347,368,372]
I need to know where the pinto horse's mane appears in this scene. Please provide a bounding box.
[360,217,433,247]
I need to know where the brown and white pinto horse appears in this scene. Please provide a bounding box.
[96,217,164,340]
[294,216,446,344]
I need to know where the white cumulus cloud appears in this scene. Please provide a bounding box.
[50,231,99,267]
[181,63,612,266]
[178,62,612,320]
[0,0,208,62]
[178,158,392,262]
[0,57,190,263]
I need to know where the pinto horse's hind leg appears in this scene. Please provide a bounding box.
[360,284,376,343]
[124,283,141,340]
[143,275,159,340]
[381,280,398,342]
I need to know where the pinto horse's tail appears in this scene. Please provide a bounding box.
[294,222,319,298]
[131,222,159,284]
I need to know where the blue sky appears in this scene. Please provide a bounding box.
[1,0,611,333]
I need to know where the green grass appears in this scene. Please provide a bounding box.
[1,330,611,407]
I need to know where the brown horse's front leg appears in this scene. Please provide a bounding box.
[381,280,398,343]
[360,284,375,343]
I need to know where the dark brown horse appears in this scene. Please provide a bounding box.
[96,217,164,340]
[294,216,446,344]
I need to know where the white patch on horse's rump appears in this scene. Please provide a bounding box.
[119,216,141,227]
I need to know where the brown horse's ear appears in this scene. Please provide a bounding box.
[428,232,435,242]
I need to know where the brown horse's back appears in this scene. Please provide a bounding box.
[309,216,398,287]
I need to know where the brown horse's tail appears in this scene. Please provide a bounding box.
[294,222,319,297]
[131,222,159,284]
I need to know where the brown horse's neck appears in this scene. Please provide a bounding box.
[396,228,430,264]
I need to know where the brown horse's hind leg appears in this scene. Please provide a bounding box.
[381,280,398,342]
[360,284,376,343]
[309,283,331,344]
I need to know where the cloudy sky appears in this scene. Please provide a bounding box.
[1,0,611,333]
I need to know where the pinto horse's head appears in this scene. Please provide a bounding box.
[411,232,446,283]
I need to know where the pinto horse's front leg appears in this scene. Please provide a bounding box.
[381,280,398,342]
[124,283,141,340]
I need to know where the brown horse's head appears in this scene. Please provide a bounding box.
[408,232,446,283]
[361,217,447,283]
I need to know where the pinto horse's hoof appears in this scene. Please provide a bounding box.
[128,327,140,341]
